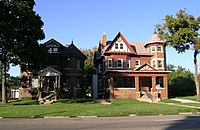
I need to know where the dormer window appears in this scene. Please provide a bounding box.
[48,47,59,53]
[53,47,58,52]
[115,43,118,49]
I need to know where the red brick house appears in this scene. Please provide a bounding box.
[94,32,170,101]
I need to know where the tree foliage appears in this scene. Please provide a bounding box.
[80,47,97,96]
[156,9,200,100]
[167,64,195,97]
[0,0,45,103]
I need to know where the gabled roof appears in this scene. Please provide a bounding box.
[37,67,62,76]
[135,63,157,71]
[129,42,152,56]
[63,41,87,59]
[105,32,136,54]
[43,38,63,47]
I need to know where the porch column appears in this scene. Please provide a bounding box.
[164,75,168,99]
[109,76,114,99]
[152,76,156,92]
[40,76,43,88]
[55,76,58,89]
[135,76,139,91]
[58,75,60,89]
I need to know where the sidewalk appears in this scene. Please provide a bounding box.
[159,98,200,109]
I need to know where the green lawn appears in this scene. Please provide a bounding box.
[0,99,199,118]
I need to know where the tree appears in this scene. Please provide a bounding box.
[80,47,97,97]
[0,0,45,103]
[167,64,195,97]
[156,9,200,100]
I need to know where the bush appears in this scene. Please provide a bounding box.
[168,65,195,97]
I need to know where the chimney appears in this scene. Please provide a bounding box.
[102,33,106,47]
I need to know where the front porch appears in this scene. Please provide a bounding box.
[105,72,168,101]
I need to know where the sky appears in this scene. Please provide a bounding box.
[9,0,200,76]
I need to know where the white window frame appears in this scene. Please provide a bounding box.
[108,59,113,68]
[157,46,162,52]
[158,60,163,68]
[127,59,130,68]
[152,60,156,68]
[151,46,156,52]
[135,60,140,67]
[120,43,123,49]
[115,43,118,49]
[117,59,123,68]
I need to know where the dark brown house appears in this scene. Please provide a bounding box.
[93,32,170,102]
[20,39,86,99]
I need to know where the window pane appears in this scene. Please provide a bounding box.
[108,59,112,68]
[158,60,162,68]
[151,46,156,52]
[157,46,162,51]
[156,77,164,88]
[76,59,81,69]
[117,59,123,68]
[115,43,118,49]
[120,43,123,49]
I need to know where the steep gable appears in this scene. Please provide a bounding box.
[105,32,136,54]
[63,41,87,59]
[43,38,63,47]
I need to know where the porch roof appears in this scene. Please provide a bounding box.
[103,69,171,75]
[37,67,62,77]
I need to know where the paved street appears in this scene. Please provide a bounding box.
[1,115,200,130]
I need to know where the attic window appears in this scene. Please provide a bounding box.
[120,43,123,49]
[115,43,118,49]
[48,47,59,53]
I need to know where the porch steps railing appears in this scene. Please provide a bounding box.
[139,91,160,103]
[38,91,57,105]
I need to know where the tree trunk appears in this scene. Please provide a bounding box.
[1,56,7,104]
[194,50,200,101]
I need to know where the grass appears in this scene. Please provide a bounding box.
[0,99,199,118]
[177,96,197,101]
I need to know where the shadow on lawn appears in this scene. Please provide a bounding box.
[9,100,37,106]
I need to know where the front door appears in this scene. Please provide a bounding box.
[139,77,152,92]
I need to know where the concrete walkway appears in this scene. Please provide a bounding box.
[159,98,200,110]
[170,98,200,104]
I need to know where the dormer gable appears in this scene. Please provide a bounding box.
[135,63,157,71]
[43,39,63,53]
[105,32,136,54]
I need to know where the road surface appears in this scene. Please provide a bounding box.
[0,115,200,130]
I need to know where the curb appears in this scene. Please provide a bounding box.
[129,114,137,117]
[77,116,97,118]
[179,112,193,115]
[44,116,70,119]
